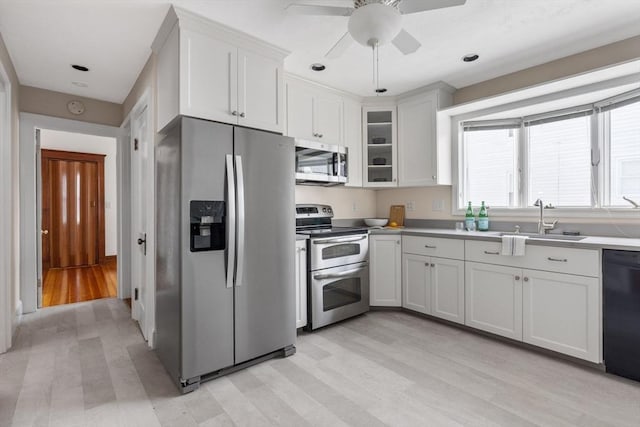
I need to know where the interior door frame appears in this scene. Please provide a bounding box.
[0,59,13,353]
[40,149,107,271]
[121,88,155,347]
[19,113,122,314]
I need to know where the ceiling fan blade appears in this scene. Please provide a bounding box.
[399,0,466,14]
[325,32,354,58]
[392,29,421,55]
[286,3,354,16]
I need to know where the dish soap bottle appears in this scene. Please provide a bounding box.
[465,202,475,231]
[478,201,489,231]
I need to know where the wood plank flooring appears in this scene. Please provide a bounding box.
[42,259,117,307]
[2,299,640,426]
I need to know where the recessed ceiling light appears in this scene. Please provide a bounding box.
[71,64,89,72]
[311,63,326,71]
[462,54,479,62]
[72,81,88,88]
[375,88,387,94]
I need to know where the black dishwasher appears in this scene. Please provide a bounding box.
[603,250,640,382]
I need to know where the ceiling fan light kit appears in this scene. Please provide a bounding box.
[348,2,402,47]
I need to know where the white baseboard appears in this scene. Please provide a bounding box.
[12,300,22,336]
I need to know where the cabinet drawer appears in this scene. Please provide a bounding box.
[465,240,599,277]
[403,236,464,260]
[525,245,599,277]
[465,240,525,268]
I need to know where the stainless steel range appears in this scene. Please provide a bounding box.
[296,204,369,330]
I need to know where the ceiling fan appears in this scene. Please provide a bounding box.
[286,0,467,58]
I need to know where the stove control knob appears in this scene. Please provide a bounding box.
[322,208,327,212]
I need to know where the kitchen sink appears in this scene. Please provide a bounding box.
[499,232,587,241]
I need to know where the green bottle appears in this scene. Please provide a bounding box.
[465,202,475,231]
[478,201,489,231]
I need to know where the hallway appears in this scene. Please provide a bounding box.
[42,259,117,307]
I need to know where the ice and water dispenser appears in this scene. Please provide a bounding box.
[190,200,225,252]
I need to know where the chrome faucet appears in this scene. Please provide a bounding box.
[534,199,558,234]
[623,196,640,208]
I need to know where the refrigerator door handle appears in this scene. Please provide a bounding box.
[235,155,246,287]
[226,154,236,289]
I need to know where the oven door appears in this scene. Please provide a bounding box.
[310,262,369,330]
[310,234,368,271]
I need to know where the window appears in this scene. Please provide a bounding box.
[527,114,592,207]
[608,101,640,206]
[458,89,640,212]
[463,126,518,207]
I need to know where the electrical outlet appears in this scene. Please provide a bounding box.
[432,199,444,212]
[406,200,415,212]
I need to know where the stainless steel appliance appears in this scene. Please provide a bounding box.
[296,204,369,330]
[603,250,640,382]
[155,117,296,393]
[295,139,347,186]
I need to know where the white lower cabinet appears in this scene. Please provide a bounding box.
[403,254,431,314]
[370,234,402,306]
[431,258,465,324]
[522,269,600,362]
[403,254,464,324]
[465,262,523,340]
[295,240,307,329]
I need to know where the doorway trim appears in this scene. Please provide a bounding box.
[19,113,122,314]
[121,87,155,347]
[0,58,13,353]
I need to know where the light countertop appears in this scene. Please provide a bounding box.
[369,227,640,251]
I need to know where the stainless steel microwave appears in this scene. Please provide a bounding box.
[295,139,347,186]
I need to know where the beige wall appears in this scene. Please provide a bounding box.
[0,32,21,330]
[122,53,156,120]
[295,186,376,219]
[454,35,640,105]
[19,85,123,127]
[376,186,453,220]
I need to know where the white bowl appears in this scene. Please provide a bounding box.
[364,218,388,227]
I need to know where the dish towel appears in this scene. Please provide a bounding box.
[501,235,528,256]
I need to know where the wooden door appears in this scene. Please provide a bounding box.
[41,149,105,269]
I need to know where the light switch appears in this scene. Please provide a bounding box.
[432,199,444,212]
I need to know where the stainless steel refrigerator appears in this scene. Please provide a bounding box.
[155,116,296,393]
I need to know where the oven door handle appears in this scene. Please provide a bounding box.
[312,235,367,245]
[313,266,367,281]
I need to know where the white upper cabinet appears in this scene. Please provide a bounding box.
[343,98,363,187]
[363,105,398,187]
[237,48,282,132]
[285,78,344,144]
[180,29,238,125]
[397,88,453,187]
[153,7,287,133]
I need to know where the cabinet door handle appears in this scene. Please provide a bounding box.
[524,277,529,282]
[425,263,429,267]
[484,250,500,255]
[547,257,568,262]
[515,275,520,281]
[424,245,436,249]
[239,112,246,118]
[431,263,435,267]
[231,110,238,116]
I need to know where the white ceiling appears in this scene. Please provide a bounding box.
[0,0,639,103]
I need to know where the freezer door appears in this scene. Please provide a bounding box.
[181,117,235,380]
[233,127,296,364]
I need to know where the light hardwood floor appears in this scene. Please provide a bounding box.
[42,259,117,307]
[2,299,639,427]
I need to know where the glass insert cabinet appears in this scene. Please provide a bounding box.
[363,106,397,187]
